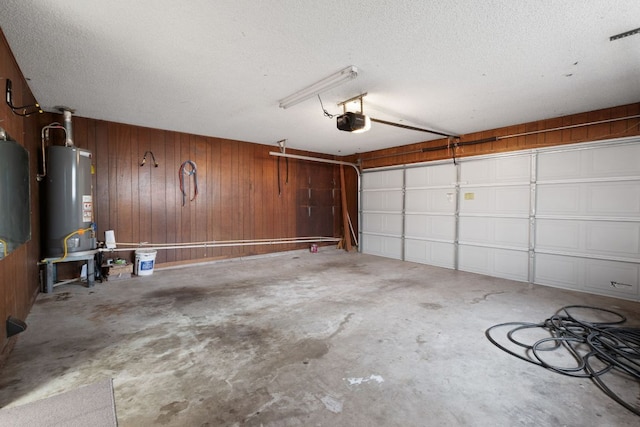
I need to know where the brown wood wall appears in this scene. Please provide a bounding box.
[61,117,342,267]
[354,103,640,169]
[0,30,42,362]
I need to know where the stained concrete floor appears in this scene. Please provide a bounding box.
[0,248,639,426]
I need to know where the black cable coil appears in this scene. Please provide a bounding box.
[485,305,640,416]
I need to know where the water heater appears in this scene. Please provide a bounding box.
[42,109,95,258]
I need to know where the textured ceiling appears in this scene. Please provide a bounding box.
[1,1,639,155]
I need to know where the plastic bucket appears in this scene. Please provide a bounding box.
[135,249,157,276]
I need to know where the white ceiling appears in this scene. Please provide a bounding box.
[1,1,639,156]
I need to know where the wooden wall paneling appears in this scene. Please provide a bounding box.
[282,155,297,252]
[170,132,181,260]
[193,135,208,259]
[164,131,178,263]
[296,161,311,238]
[343,165,358,243]
[137,127,153,252]
[560,114,574,145]
[356,103,640,171]
[218,140,233,251]
[106,122,119,242]
[317,163,336,237]
[586,108,612,140]
[230,140,242,257]
[540,118,563,146]
[569,112,589,142]
[535,120,546,147]
[513,124,528,150]
[259,153,278,247]
[252,150,268,246]
[331,167,340,239]
[179,132,192,261]
[621,103,640,137]
[148,128,167,264]
[240,142,256,255]
[523,121,539,148]
[115,123,133,253]
[94,121,110,245]
[130,128,140,248]
[610,104,631,136]
[206,137,222,259]
[187,135,197,261]
[270,151,285,246]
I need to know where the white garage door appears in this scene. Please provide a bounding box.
[534,142,640,300]
[361,169,404,259]
[458,154,532,282]
[360,137,640,301]
[404,163,457,268]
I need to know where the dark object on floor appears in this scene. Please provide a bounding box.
[486,305,640,416]
[6,316,27,338]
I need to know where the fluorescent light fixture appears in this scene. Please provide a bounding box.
[279,65,358,109]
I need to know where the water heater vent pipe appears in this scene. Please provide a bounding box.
[57,106,75,147]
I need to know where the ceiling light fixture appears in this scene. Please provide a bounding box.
[610,27,640,41]
[279,65,358,109]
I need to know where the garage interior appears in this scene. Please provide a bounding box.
[0,2,639,426]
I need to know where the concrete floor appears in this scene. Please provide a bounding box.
[0,248,638,426]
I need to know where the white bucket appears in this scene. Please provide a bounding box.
[135,249,157,276]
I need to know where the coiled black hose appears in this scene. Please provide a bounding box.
[485,305,640,416]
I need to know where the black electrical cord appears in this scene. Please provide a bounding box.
[318,95,336,119]
[485,305,640,416]
[277,156,281,196]
[5,79,42,117]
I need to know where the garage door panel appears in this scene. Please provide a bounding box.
[586,183,640,216]
[406,188,456,213]
[406,164,456,187]
[537,181,640,216]
[537,219,640,258]
[362,170,403,189]
[405,240,455,268]
[536,220,581,251]
[536,185,580,215]
[537,151,581,180]
[459,217,529,248]
[362,213,403,235]
[405,215,455,240]
[459,186,530,215]
[362,234,402,259]
[461,155,530,184]
[538,144,640,180]
[585,222,640,255]
[585,261,638,297]
[535,253,639,298]
[534,253,582,289]
[459,245,528,281]
[362,190,403,212]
